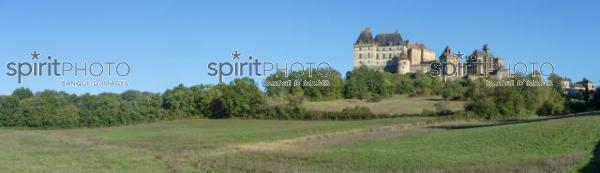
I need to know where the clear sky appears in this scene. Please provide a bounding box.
[0,0,598,94]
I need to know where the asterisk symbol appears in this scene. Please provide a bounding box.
[31,51,40,60]
[454,51,464,60]
[232,51,241,60]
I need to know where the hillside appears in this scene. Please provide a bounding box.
[302,95,466,115]
[0,115,598,173]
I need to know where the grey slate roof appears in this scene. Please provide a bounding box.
[374,31,406,46]
[355,28,374,45]
[355,28,407,46]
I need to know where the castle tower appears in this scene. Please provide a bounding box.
[439,46,463,78]
[467,44,495,77]
[353,27,375,68]
[397,51,410,74]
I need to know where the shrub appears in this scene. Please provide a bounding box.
[0,96,22,126]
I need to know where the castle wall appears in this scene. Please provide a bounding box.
[422,49,435,62]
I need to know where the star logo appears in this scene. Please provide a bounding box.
[31,51,40,60]
[454,51,464,60]
[232,51,241,60]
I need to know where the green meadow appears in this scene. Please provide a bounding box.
[0,114,599,173]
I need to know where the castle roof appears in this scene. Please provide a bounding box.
[374,30,405,46]
[441,46,453,56]
[470,44,494,59]
[439,46,455,61]
[576,79,595,85]
[355,27,374,45]
[355,28,408,46]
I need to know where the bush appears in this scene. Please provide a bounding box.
[591,91,600,110]
[265,69,344,101]
[79,93,137,127]
[435,101,454,115]
[0,96,22,126]
[466,77,565,119]
[208,78,266,118]
[344,66,391,100]
[20,91,79,128]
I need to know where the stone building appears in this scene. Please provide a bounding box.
[562,78,597,96]
[398,51,410,74]
[439,46,465,79]
[353,27,436,74]
[466,44,504,77]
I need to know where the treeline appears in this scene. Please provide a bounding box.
[465,76,565,119]
[1,88,168,128]
[1,66,599,128]
[0,77,397,128]
[0,78,266,128]
[264,67,599,119]
[265,69,344,101]
[265,66,465,102]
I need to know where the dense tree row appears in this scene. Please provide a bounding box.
[1,67,599,128]
[465,76,566,119]
[265,68,344,101]
[0,78,265,128]
[265,66,453,102]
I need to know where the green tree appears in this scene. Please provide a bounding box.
[121,90,168,121]
[0,96,22,126]
[210,78,266,118]
[344,66,390,100]
[79,93,136,127]
[12,88,33,100]
[441,78,466,100]
[265,68,343,101]
[466,76,565,119]
[162,84,197,117]
[590,90,600,109]
[19,90,79,128]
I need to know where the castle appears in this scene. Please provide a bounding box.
[353,28,435,74]
[353,28,504,78]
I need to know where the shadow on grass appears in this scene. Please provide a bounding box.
[580,140,600,173]
[431,112,600,130]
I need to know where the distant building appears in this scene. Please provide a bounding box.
[438,44,505,79]
[353,27,436,74]
[563,78,596,96]
[353,28,505,79]
[466,44,505,78]
[439,46,465,79]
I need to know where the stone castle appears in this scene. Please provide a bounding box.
[353,27,505,78]
[353,28,435,74]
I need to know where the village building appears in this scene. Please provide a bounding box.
[562,78,597,96]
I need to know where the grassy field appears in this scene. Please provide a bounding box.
[0,117,432,173]
[0,115,599,173]
[302,95,466,115]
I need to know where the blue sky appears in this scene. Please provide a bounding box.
[0,0,598,94]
